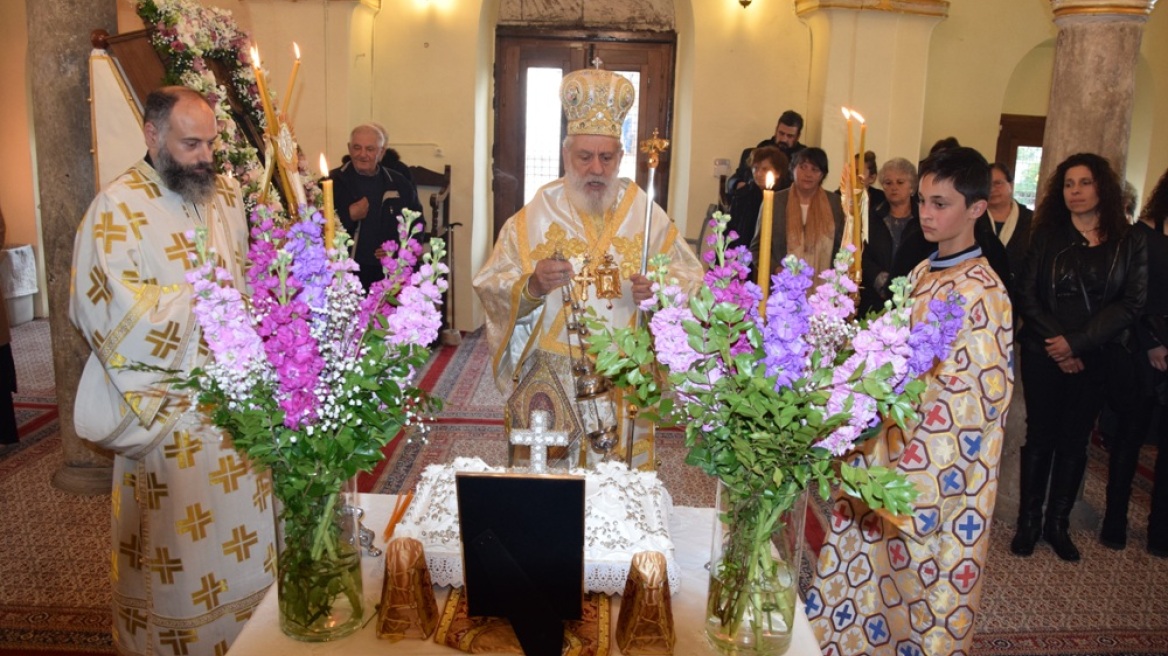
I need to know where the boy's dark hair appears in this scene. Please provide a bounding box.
[918,146,990,206]
[791,147,829,178]
[777,110,804,133]
[928,136,961,156]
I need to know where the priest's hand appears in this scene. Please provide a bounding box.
[350,197,370,221]
[631,273,653,303]
[528,259,575,298]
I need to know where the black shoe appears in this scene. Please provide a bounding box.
[1099,514,1127,550]
[1011,519,1042,556]
[1149,528,1168,558]
[1044,522,1081,562]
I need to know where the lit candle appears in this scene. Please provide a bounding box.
[855,110,867,181]
[757,170,775,320]
[280,42,301,117]
[841,107,855,198]
[319,153,335,249]
[250,46,278,137]
[853,110,867,251]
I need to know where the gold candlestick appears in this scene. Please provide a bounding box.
[249,46,278,138]
[852,111,866,283]
[757,171,775,320]
[319,153,335,249]
[280,42,301,117]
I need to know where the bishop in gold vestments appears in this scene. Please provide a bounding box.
[806,254,1013,656]
[473,68,703,469]
[70,88,274,656]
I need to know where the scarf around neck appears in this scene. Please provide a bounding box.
[786,188,836,273]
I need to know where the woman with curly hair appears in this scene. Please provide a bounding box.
[1109,168,1168,556]
[1012,153,1147,561]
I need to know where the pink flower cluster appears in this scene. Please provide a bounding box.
[185,203,448,434]
[186,256,267,400]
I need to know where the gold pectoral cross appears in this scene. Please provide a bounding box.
[573,257,596,303]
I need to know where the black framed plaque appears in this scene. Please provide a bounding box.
[455,471,586,656]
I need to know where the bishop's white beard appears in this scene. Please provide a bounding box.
[564,168,620,217]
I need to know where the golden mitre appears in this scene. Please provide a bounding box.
[561,69,636,139]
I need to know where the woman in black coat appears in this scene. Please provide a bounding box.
[1012,153,1147,562]
[1110,167,1168,556]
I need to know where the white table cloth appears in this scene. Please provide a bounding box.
[228,493,823,656]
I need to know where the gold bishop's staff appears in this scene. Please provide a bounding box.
[625,128,670,467]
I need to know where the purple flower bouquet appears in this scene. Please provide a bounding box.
[588,211,963,654]
[184,207,446,640]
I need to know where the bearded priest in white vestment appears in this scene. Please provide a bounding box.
[473,68,703,470]
[70,87,275,656]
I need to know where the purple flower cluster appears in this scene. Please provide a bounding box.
[186,257,268,399]
[760,257,814,388]
[906,292,965,381]
[706,243,763,357]
[245,212,326,428]
[257,301,325,428]
[385,263,448,348]
[649,305,703,372]
[812,288,966,455]
[358,216,425,326]
[284,212,332,327]
[807,247,857,322]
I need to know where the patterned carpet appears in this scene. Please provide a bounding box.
[3,321,1168,655]
[2,321,113,655]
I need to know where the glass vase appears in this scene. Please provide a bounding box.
[275,480,364,641]
[705,480,806,656]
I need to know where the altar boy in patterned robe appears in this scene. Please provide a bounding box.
[70,87,274,656]
[806,147,1013,656]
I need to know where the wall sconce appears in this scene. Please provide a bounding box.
[739,0,752,6]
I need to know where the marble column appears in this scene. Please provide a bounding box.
[1039,0,1157,188]
[795,0,949,175]
[26,0,117,495]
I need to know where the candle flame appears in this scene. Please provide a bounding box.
[841,107,851,120]
[765,170,775,190]
[293,42,301,60]
[853,111,866,124]
[250,45,261,67]
[319,153,329,177]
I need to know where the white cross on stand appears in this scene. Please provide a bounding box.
[509,410,570,473]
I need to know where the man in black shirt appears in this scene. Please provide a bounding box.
[330,123,424,290]
[727,109,807,193]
